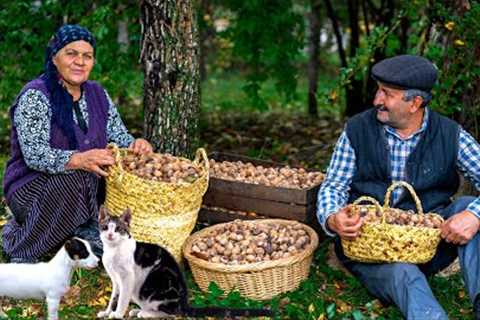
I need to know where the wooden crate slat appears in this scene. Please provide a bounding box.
[208,178,311,205]
[203,192,309,221]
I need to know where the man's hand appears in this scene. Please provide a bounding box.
[441,210,480,245]
[129,138,153,155]
[66,149,115,177]
[327,205,363,240]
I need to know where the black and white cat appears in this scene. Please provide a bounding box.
[97,206,273,319]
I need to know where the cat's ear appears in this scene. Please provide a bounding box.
[121,208,132,226]
[98,205,108,223]
[64,238,72,250]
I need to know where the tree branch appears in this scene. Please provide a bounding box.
[323,0,348,68]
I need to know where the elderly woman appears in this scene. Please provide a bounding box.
[2,25,152,263]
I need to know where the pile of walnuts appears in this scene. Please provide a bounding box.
[209,159,324,189]
[121,152,203,183]
[190,220,311,265]
[356,206,443,228]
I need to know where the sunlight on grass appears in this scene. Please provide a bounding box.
[201,71,341,116]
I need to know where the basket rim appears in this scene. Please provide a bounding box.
[183,219,319,273]
[345,220,443,235]
[107,146,209,187]
[354,206,445,226]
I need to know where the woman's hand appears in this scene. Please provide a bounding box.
[129,138,153,155]
[66,149,115,177]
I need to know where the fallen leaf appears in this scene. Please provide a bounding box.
[336,300,352,313]
[62,285,81,307]
[278,297,290,308]
[444,21,455,30]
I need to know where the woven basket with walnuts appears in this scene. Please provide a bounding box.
[105,144,209,262]
[341,181,444,264]
[183,219,318,300]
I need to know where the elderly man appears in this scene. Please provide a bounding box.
[317,55,480,320]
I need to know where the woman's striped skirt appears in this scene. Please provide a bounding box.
[2,170,101,261]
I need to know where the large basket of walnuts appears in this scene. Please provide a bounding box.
[341,181,444,264]
[183,219,319,300]
[105,144,209,262]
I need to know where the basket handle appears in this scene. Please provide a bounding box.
[384,181,423,215]
[352,196,382,217]
[352,196,382,209]
[107,143,125,185]
[193,148,209,172]
[107,143,122,163]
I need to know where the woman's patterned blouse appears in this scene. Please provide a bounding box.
[14,88,135,174]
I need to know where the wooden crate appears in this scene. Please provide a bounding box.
[201,152,323,230]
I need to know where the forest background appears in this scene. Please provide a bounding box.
[0,0,479,319]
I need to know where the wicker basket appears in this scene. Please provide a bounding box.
[105,144,209,262]
[183,219,319,300]
[341,181,444,264]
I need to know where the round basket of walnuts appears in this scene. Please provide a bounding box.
[183,219,319,300]
[341,181,444,264]
[105,144,209,262]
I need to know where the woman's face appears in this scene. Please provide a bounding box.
[52,40,94,89]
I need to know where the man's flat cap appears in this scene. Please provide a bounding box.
[371,55,437,92]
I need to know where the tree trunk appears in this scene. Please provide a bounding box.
[117,18,129,53]
[345,0,366,117]
[307,0,321,118]
[324,0,347,69]
[140,0,200,157]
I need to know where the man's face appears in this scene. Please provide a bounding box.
[373,83,412,128]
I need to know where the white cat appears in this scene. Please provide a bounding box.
[0,237,99,320]
[97,206,273,319]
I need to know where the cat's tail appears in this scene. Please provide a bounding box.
[182,305,274,318]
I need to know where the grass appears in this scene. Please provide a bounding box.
[200,70,342,117]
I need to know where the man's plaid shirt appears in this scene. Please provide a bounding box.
[317,108,480,236]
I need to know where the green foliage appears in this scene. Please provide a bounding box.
[318,19,402,113]
[0,155,7,198]
[424,2,480,119]
[216,0,304,109]
[323,0,480,123]
[201,70,338,114]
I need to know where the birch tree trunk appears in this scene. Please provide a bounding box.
[140,0,200,157]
